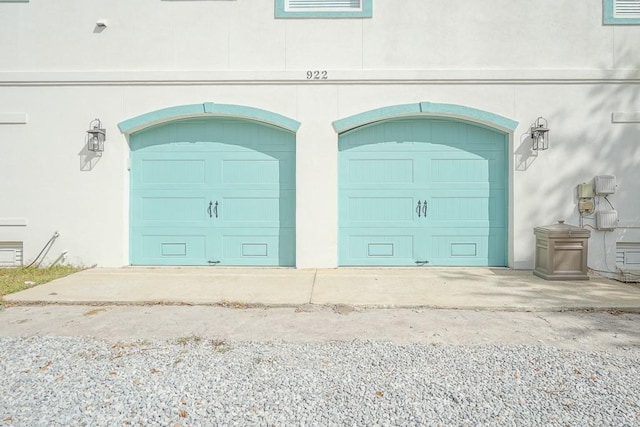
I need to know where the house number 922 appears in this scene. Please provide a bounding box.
[306,70,328,80]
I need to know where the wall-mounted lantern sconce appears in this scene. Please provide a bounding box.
[87,118,106,152]
[530,116,550,151]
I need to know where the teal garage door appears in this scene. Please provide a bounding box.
[130,118,295,266]
[339,118,507,266]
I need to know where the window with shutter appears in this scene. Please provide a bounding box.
[275,0,372,18]
[604,0,640,24]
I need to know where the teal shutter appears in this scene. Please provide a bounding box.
[338,118,507,267]
[130,118,295,266]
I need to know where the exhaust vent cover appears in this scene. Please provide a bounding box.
[596,210,619,230]
[595,175,617,195]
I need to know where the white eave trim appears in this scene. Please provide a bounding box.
[0,69,639,86]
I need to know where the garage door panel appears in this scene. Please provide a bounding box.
[133,153,213,188]
[348,196,414,223]
[214,190,295,227]
[174,120,207,144]
[340,189,421,227]
[140,196,208,222]
[346,158,415,185]
[428,228,506,266]
[256,126,296,151]
[432,121,467,146]
[432,121,504,151]
[340,154,420,189]
[383,120,432,144]
[430,158,489,184]
[220,197,279,222]
[341,231,418,266]
[132,228,209,266]
[140,159,206,185]
[427,194,505,223]
[341,139,438,153]
[201,120,295,152]
[428,196,490,222]
[341,121,436,152]
[220,228,295,266]
[428,153,505,187]
[131,124,177,150]
[203,120,257,149]
[220,151,295,190]
[222,159,280,185]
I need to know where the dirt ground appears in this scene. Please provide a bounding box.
[1,304,638,353]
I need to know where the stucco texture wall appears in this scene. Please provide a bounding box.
[0,0,638,271]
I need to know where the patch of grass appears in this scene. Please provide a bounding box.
[210,338,233,353]
[83,308,107,316]
[0,266,83,298]
[176,335,203,346]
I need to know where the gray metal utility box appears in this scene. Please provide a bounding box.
[534,221,591,280]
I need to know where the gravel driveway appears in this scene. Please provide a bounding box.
[0,306,639,426]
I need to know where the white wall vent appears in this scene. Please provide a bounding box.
[594,175,616,195]
[0,241,23,267]
[616,242,640,268]
[596,210,619,230]
[616,242,640,282]
[614,0,640,18]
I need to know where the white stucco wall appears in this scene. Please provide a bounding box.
[0,0,638,272]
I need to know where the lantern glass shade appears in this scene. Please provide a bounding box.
[531,117,549,151]
[87,120,106,152]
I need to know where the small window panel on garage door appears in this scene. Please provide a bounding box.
[604,0,640,24]
[338,118,508,267]
[129,118,296,267]
[275,0,372,18]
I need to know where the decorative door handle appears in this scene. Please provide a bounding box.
[416,200,422,218]
[207,201,213,218]
[214,201,218,218]
[422,200,427,217]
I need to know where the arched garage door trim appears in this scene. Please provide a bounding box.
[332,102,518,134]
[118,102,301,135]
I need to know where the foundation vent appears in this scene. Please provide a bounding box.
[616,242,640,268]
[0,241,23,267]
[616,242,640,282]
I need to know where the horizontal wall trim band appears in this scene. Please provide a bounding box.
[0,70,639,86]
[0,113,27,124]
[0,218,28,226]
[612,112,640,123]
